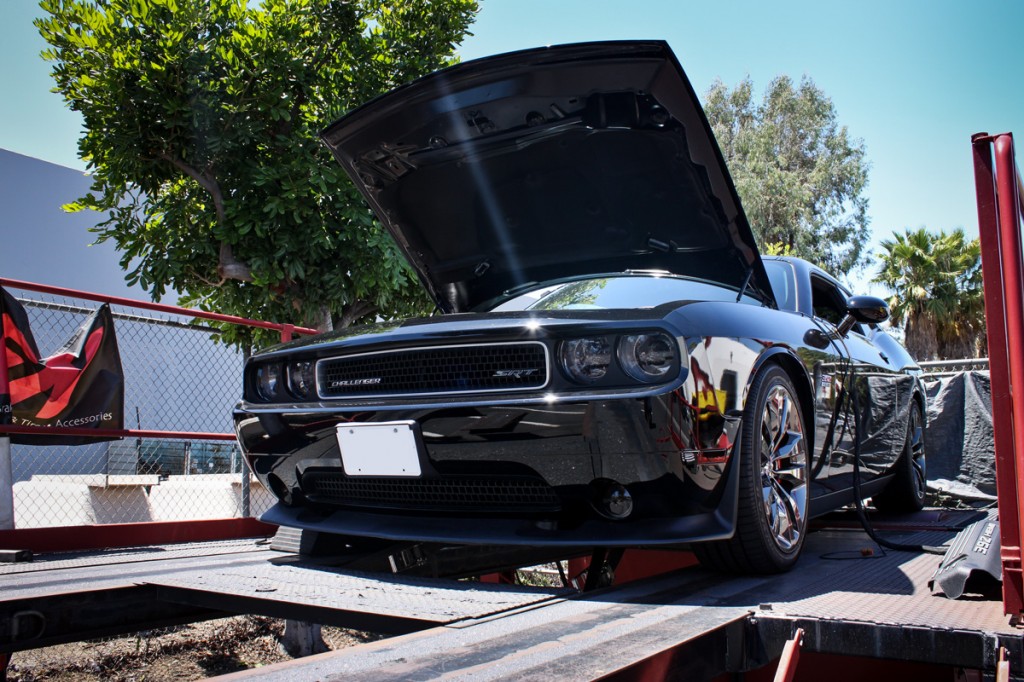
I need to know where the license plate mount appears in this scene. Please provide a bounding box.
[336,421,422,477]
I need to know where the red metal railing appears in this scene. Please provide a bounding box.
[972,131,1024,619]
[0,277,318,443]
[0,277,317,342]
[0,278,319,550]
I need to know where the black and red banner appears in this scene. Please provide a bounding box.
[0,286,124,444]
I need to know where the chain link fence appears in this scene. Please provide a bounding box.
[919,358,990,377]
[4,288,282,528]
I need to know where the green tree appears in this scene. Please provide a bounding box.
[36,0,479,344]
[874,227,984,361]
[704,76,870,274]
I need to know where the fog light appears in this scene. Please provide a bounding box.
[598,481,633,520]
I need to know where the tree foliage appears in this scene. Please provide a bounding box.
[874,227,984,361]
[704,76,870,274]
[37,0,479,344]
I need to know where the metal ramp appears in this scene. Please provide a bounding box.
[214,515,1023,680]
[0,538,569,650]
[3,510,1022,680]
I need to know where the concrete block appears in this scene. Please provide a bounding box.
[12,479,152,527]
[148,474,271,521]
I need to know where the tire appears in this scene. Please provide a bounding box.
[873,401,926,513]
[695,364,809,574]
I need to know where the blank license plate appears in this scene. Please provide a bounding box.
[337,421,422,476]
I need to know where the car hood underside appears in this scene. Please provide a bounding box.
[321,41,775,312]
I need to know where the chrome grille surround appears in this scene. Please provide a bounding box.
[316,341,550,400]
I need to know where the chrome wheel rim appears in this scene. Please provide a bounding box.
[759,383,807,552]
[909,408,926,497]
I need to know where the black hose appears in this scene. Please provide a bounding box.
[847,386,946,555]
[817,320,944,556]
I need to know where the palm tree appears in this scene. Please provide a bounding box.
[874,228,984,361]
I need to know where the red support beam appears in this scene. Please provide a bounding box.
[566,549,698,590]
[994,135,1024,615]
[973,131,1024,619]
[773,627,803,682]
[0,518,276,554]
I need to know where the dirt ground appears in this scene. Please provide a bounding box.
[5,616,383,681]
[3,562,562,681]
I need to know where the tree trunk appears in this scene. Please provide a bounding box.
[311,306,334,334]
[905,311,938,361]
[338,300,378,329]
[938,327,973,361]
[217,242,253,283]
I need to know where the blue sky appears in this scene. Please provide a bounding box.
[2,0,1022,282]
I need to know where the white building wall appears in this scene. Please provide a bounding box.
[1,149,246,496]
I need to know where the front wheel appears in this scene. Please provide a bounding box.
[695,364,809,574]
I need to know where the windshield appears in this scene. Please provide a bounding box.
[491,275,762,312]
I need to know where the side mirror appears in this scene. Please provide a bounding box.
[837,295,889,336]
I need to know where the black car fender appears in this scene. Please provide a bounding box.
[748,345,817,444]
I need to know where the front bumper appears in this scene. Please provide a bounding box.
[235,388,740,546]
[261,456,739,546]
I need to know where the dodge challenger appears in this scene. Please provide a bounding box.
[234,41,925,574]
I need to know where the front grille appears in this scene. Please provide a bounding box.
[302,472,562,513]
[317,342,548,399]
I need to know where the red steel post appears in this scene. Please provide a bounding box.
[998,647,1011,682]
[773,627,803,682]
[993,134,1024,621]
[973,132,1024,618]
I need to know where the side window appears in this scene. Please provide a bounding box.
[810,276,848,327]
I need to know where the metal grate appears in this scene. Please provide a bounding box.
[302,472,562,512]
[317,342,549,399]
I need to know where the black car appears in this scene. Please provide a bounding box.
[234,41,925,574]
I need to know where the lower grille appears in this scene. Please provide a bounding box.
[302,472,562,513]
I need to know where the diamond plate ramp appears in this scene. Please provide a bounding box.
[145,557,568,634]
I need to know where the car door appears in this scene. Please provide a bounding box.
[808,274,908,491]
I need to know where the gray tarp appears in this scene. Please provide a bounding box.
[923,371,996,501]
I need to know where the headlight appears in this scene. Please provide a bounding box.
[560,337,612,383]
[618,333,677,382]
[288,361,316,400]
[255,362,283,401]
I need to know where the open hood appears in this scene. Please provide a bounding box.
[321,41,776,312]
